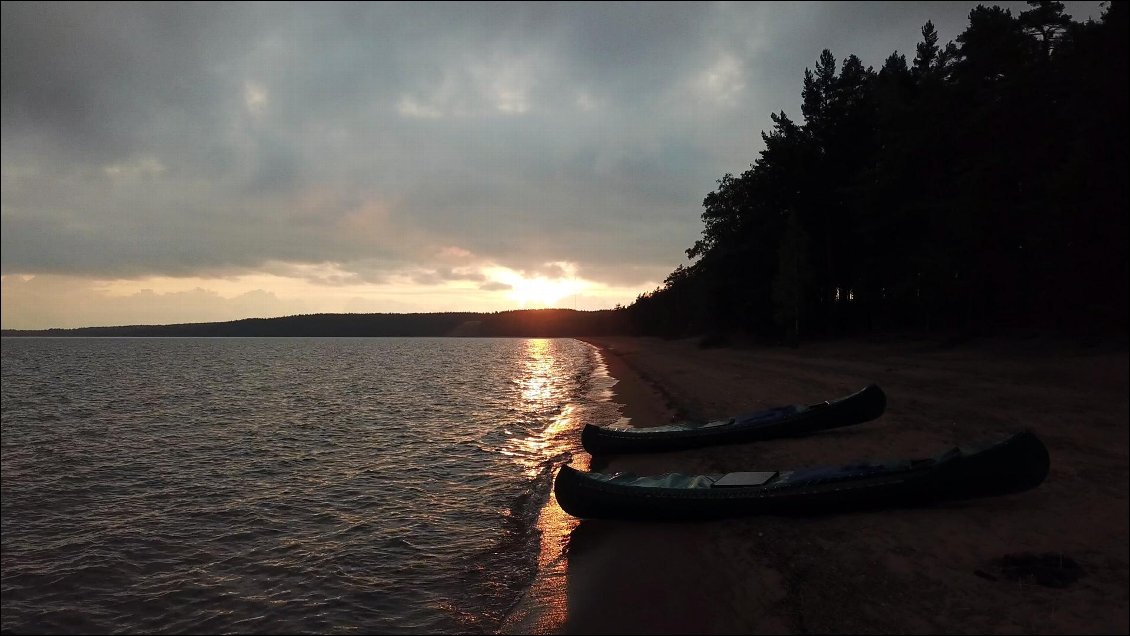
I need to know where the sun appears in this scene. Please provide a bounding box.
[483,264,591,307]
[509,276,583,307]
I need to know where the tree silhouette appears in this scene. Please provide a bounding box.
[629,2,1128,341]
[1020,0,1073,59]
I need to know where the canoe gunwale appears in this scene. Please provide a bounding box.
[555,431,1050,520]
[581,383,887,455]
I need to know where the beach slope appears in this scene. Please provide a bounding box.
[555,335,1128,634]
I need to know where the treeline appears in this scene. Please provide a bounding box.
[630,1,1128,341]
[0,309,632,338]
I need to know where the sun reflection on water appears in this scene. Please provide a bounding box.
[497,338,596,631]
[505,339,580,479]
[520,339,554,405]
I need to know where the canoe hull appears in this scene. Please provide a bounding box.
[581,384,887,455]
[555,431,1050,521]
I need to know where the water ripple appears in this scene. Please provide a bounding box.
[1,337,608,634]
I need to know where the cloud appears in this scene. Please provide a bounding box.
[1,1,1106,327]
[104,156,166,181]
[0,266,648,329]
[0,274,301,329]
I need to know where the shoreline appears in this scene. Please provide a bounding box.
[500,337,677,634]
[527,335,1128,634]
[576,336,680,428]
[552,338,795,634]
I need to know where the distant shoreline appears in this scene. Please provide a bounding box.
[0,308,632,338]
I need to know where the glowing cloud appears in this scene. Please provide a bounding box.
[484,263,589,307]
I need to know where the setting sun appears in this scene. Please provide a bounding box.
[482,264,590,308]
[509,276,585,307]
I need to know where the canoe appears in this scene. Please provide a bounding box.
[581,384,886,455]
[555,431,1050,520]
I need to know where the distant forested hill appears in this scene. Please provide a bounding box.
[0,309,631,338]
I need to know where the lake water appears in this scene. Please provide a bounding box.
[0,337,617,634]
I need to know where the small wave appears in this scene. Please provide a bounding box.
[0,337,603,634]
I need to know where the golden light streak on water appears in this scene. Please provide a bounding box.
[500,340,625,634]
[508,339,577,478]
[497,338,590,632]
[502,408,585,634]
[520,338,554,404]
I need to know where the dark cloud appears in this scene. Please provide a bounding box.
[1,1,1105,293]
[411,267,487,286]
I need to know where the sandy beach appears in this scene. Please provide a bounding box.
[546,335,1128,634]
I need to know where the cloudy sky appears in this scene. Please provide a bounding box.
[1,1,1103,328]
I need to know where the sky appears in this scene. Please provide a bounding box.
[0,1,1106,329]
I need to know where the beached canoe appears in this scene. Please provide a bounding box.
[581,384,887,455]
[555,430,1049,520]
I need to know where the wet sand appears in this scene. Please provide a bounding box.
[551,335,1128,634]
